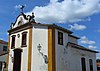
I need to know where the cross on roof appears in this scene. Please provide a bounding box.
[20,5,25,13]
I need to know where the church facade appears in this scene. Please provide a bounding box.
[6,12,98,71]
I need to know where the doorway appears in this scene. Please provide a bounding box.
[13,48,22,71]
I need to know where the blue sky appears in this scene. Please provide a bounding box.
[0,0,100,58]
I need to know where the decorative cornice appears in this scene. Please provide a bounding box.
[32,23,73,34]
[8,22,33,34]
[0,40,8,44]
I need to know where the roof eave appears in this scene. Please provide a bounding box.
[67,42,99,53]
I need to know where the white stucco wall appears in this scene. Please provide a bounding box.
[31,26,48,71]
[0,54,8,62]
[8,24,97,71]
[8,29,29,71]
[55,29,69,71]
[55,29,97,71]
[68,46,97,71]
[68,36,78,44]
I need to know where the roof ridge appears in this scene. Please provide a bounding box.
[0,40,8,44]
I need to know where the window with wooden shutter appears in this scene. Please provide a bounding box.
[21,32,27,47]
[58,31,63,45]
[11,35,16,49]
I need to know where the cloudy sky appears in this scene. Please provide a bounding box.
[0,0,100,58]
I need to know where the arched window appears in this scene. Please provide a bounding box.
[89,59,93,71]
[81,57,86,71]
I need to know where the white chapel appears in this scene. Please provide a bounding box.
[6,10,98,71]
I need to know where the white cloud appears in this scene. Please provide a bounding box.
[14,5,21,9]
[86,17,91,21]
[14,4,26,9]
[69,23,86,30]
[0,38,4,40]
[97,30,100,32]
[26,0,100,23]
[96,52,100,59]
[80,36,95,44]
[50,0,58,3]
[80,36,97,50]
[88,45,97,49]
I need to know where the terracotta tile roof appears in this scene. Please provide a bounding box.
[0,40,8,44]
[97,63,100,67]
[0,52,8,56]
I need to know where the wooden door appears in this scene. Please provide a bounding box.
[13,49,22,71]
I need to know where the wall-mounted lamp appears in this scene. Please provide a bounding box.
[37,44,42,52]
[10,54,14,63]
[37,44,48,64]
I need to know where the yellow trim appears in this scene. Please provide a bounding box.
[52,28,56,71]
[27,27,32,71]
[6,36,10,71]
[48,27,56,71]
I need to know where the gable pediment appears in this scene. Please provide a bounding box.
[11,13,35,29]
